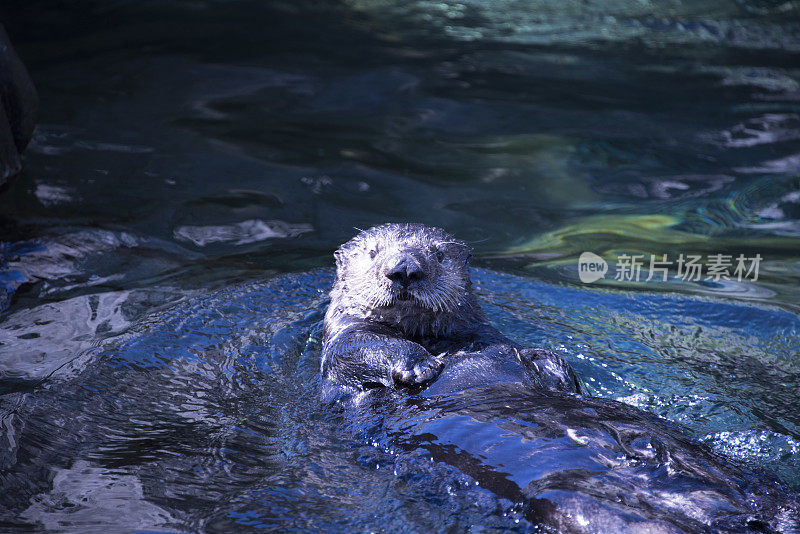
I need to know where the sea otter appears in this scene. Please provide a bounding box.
[320,224,800,533]
[320,223,580,400]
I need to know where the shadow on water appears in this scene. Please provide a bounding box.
[0,0,799,531]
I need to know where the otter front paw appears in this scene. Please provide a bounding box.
[391,355,444,387]
[518,348,582,394]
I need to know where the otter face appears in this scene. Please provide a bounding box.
[334,224,472,313]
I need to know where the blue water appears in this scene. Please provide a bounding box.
[2,269,798,531]
[1,0,799,531]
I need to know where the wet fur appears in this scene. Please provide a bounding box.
[320,223,580,398]
[320,224,800,533]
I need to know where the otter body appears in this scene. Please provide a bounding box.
[320,224,799,533]
[320,223,580,400]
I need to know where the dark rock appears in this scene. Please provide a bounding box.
[0,24,37,185]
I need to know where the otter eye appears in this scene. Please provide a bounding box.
[435,249,445,263]
[369,249,377,259]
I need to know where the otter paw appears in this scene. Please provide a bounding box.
[518,348,581,394]
[391,357,444,387]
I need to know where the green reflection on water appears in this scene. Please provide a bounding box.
[498,212,800,309]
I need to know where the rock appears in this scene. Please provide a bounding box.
[0,24,37,185]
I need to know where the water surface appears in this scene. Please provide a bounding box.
[1,0,799,531]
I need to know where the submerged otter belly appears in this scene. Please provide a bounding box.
[349,384,799,533]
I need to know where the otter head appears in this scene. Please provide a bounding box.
[333,223,472,314]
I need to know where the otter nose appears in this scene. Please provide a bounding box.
[386,256,425,287]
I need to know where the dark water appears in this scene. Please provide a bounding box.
[0,0,799,532]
